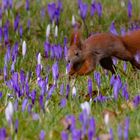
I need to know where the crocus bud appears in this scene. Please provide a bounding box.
[22,40,26,58]
[5,101,14,125]
[80,101,90,115]
[37,53,41,65]
[72,86,76,97]
[46,24,51,40]
[72,15,76,26]
[54,25,58,38]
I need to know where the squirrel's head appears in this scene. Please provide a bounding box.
[66,30,84,67]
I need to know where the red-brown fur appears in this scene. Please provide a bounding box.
[67,29,140,75]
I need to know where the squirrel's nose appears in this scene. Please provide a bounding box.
[68,60,70,63]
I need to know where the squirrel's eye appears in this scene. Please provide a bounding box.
[75,52,79,56]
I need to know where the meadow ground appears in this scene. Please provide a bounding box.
[0,0,140,140]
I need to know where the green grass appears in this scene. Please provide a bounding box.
[0,0,140,139]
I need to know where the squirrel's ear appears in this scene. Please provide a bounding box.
[70,31,81,46]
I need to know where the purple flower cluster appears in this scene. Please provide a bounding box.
[47,0,63,24]
[61,112,96,140]
[61,112,130,140]
[90,1,102,18]
[44,41,66,60]
[110,75,129,101]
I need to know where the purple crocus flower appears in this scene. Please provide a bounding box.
[60,98,67,108]
[66,84,70,99]
[14,14,20,32]
[12,42,18,62]
[40,130,45,140]
[27,104,32,113]
[110,21,118,35]
[117,124,122,140]
[39,95,44,110]
[124,117,130,140]
[134,53,140,64]
[22,98,28,112]
[61,131,68,140]
[128,0,132,18]
[14,119,18,133]
[94,71,101,88]
[122,83,129,100]
[9,0,13,9]
[94,94,109,102]
[66,63,71,74]
[121,27,126,36]
[64,37,68,57]
[2,0,8,10]
[52,62,59,83]
[110,128,114,140]
[96,2,102,18]
[4,64,7,81]
[50,46,55,59]
[25,82,29,97]
[90,2,96,16]
[60,83,64,95]
[88,117,96,140]
[0,7,2,19]
[3,24,9,44]
[79,1,88,20]
[0,92,2,99]
[32,113,40,121]
[0,27,2,42]
[88,78,92,98]
[112,57,118,66]
[79,110,89,136]
[46,85,55,100]
[25,0,29,11]
[20,69,25,85]
[13,99,18,111]
[133,95,140,107]
[113,77,122,100]
[11,60,15,74]
[47,2,56,22]
[44,41,50,58]
[19,25,23,38]
[72,129,81,140]
[0,128,6,140]
[6,45,11,62]
[66,115,76,131]
[30,90,36,104]
[36,64,41,78]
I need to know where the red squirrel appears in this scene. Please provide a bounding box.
[66,29,140,75]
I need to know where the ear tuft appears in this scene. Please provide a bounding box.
[70,31,81,46]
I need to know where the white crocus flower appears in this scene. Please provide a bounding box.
[72,15,76,26]
[46,24,51,39]
[72,86,76,97]
[54,25,58,38]
[5,101,14,124]
[37,53,41,65]
[80,101,91,115]
[104,113,109,126]
[22,40,26,58]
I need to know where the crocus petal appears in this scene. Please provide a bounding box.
[22,98,28,112]
[40,130,45,140]
[61,131,68,140]
[128,0,132,18]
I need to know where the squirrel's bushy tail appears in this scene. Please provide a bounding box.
[120,30,140,54]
